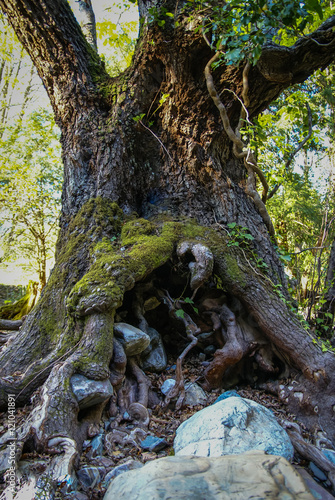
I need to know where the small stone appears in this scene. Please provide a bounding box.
[161,378,176,395]
[140,435,168,452]
[204,345,216,356]
[198,353,206,362]
[309,462,328,482]
[197,331,214,343]
[293,392,304,402]
[214,390,241,404]
[104,459,143,486]
[70,374,113,410]
[90,456,115,470]
[87,433,104,458]
[77,466,102,490]
[141,451,157,462]
[322,448,335,465]
[184,382,207,406]
[140,327,167,372]
[114,323,150,356]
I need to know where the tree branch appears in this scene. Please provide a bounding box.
[257,16,335,86]
[0,0,105,124]
[68,0,97,52]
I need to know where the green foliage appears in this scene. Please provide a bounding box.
[187,0,328,65]
[96,2,138,77]
[227,223,255,247]
[0,109,62,289]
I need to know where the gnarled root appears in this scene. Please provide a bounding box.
[161,290,200,409]
[110,338,127,387]
[177,242,214,294]
[203,305,256,390]
[282,420,335,491]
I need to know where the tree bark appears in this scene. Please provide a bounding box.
[1,0,335,493]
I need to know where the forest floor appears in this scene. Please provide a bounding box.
[1,353,334,499]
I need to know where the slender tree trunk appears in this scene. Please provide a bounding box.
[0,0,335,493]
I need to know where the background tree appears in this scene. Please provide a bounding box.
[0,109,62,292]
[0,0,334,494]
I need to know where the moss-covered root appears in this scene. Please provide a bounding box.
[8,312,115,456]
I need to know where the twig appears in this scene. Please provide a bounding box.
[139,120,174,165]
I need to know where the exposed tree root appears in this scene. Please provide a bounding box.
[203,304,257,389]
[109,338,127,387]
[282,420,335,490]
[160,290,200,409]
[1,213,335,498]
[0,319,23,331]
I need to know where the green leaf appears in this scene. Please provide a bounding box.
[184,297,194,304]
[305,0,323,19]
[175,309,185,318]
[227,222,237,229]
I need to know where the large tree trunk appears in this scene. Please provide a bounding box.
[1,0,335,494]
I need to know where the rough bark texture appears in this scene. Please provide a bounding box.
[0,0,335,494]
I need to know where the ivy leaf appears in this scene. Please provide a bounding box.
[175,309,185,318]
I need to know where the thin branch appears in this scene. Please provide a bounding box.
[139,120,175,165]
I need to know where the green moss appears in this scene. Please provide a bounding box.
[223,253,247,288]
[121,218,157,245]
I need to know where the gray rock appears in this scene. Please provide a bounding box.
[90,456,115,470]
[140,435,168,452]
[77,466,102,490]
[204,345,216,356]
[103,452,315,500]
[104,459,143,486]
[88,433,104,458]
[184,382,207,406]
[161,379,206,406]
[214,390,240,404]
[174,396,294,461]
[161,378,176,395]
[70,374,113,410]
[114,323,150,356]
[309,462,328,482]
[140,327,167,372]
